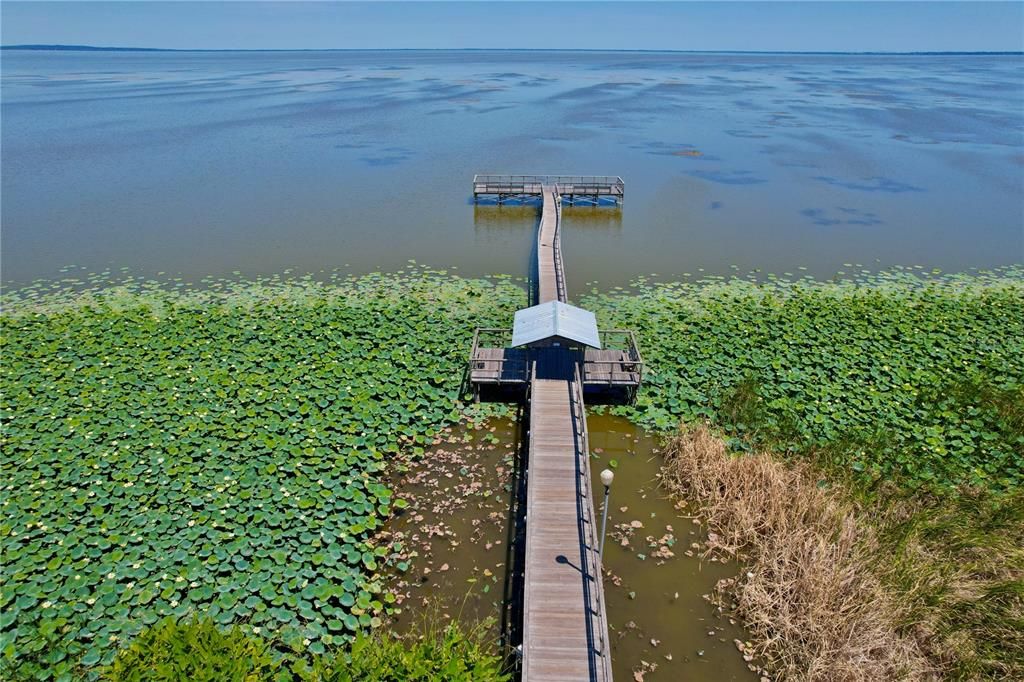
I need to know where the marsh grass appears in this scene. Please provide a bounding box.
[876,489,1024,679]
[663,426,1024,681]
[663,426,931,680]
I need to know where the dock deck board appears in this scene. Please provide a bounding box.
[537,185,563,304]
[469,347,529,383]
[470,347,640,387]
[522,377,610,682]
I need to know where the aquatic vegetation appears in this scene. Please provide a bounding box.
[3,264,1022,678]
[0,269,525,676]
[585,267,1024,492]
[99,616,508,681]
[299,617,508,682]
[100,617,280,681]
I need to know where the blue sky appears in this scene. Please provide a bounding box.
[2,2,1022,52]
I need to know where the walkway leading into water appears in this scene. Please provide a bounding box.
[536,186,566,304]
[469,174,628,681]
[523,185,610,682]
[523,358,611,681]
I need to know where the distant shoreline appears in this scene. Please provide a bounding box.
[2,44,1021,56]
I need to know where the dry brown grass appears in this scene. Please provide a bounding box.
[662,426,935,681]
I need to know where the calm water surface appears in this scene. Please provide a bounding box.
[386,416,755,681]
[2,50,1022,292]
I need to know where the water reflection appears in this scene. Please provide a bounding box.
[562,206,624,231]
[473,203,623,233]
[472,204,541,230]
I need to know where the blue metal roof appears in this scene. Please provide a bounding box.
[511,301,601,348]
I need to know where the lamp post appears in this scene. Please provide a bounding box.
[599,468,614,558]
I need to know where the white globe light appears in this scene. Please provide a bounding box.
[600,469,614,487]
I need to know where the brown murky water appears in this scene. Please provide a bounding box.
[381,417,520,636]
[383,413,756,681]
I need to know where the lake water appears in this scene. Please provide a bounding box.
[385,415,758,681]
[2,50,1022,292]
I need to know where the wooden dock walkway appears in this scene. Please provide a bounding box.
[523,365,611,681]
[537,185,566,304]
[467,174,629,681]
[522,187,611,681]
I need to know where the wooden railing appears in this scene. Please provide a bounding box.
[473,174,624,197]
[468,328,529,384]
[586,329,644,385]
[474,174,624,186]
[471,328,512,351]
[570,363,613,682]
[550,186,568,304]
[521,362,538,676]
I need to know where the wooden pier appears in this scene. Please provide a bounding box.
[522,363,610,681]
[537,186,565,304]
[467,175,637,681]
[473,174,624,206]
[468,330,643,404]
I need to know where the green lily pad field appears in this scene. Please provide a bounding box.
[585,266,1024,492]
[0,269,524,676]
